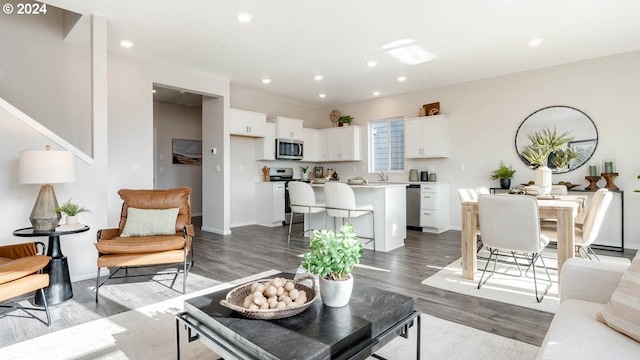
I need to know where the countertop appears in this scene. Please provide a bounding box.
[310,181,409,188]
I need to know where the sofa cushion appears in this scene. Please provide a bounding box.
[537,299,640,359]
[117,187,191,235]
[597,255,640,342]
[120,207,179,237]
[95,235,185,255]
[0,255,50,285]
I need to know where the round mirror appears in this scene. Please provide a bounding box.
[515,106,598,174]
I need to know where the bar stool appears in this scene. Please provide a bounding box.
[323,182,375,251]
[287,182,326,243]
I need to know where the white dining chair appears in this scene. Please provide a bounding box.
[323,182,375,251]
[457,188,478,202]
[476,186,490,195]
[550,185,568,196]
[543,188,612,260]
[287,182,326,243]
[477,194,552,302]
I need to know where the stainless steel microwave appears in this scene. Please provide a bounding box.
[276,138,303,160]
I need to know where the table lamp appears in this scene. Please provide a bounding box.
[18,145,77,231]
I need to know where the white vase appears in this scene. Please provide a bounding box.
[66,215,78,225]
[534,166,552,195]
[301,173,309,181]
[319,274,354,307]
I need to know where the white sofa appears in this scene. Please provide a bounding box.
[536,257,640,359]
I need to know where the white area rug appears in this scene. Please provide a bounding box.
[2,267,540,360]
[422,248,630,313]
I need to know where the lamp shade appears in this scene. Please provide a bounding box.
[18,149,77,184]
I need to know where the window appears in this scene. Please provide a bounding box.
[369,118,404,172]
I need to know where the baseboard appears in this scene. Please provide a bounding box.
[201,226,231,235]
[71,268,109,283]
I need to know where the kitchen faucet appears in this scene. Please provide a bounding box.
[378,172,388,181]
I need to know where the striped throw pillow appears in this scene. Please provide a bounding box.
[597,254,640,343]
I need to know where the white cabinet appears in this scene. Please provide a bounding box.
[404,115,449,158]
[420,183,450,233]
[230,109,267,137]
[319,125,361,161]
[302,128,318,162]
[269,116,304,141]
[317,130,328,161]
[255,182,285,227]
[255,122,276,160]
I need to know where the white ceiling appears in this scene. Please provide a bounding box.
[45,0,640,108]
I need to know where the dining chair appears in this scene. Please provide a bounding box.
[323,182,375,251]
[287,181,326,243]
[477,194,552,302]
[543,188,612,260]
[550,185,568,196]
[476,186,490,195]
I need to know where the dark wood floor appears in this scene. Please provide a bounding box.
[1,218,635,348]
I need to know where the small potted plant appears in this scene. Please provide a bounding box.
[55,199,91,225]
[490,161,517,189]
[301,223,363,307]
[339,115,353,127]
[300,165,309,181]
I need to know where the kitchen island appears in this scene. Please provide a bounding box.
[309,182,408,252]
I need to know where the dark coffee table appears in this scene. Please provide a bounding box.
[175,274,420,360]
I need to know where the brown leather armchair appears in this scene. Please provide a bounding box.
[95,187,195,302]
[0,242,51,326]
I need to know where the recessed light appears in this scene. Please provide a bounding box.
[237,12,253,23]
[528,38,543,47]
[262,78,271,84]
[366,60,377,68]
[119,39,134,48]
[397,76,407,82]
[319,93,326,98]
[373,91,380,96]
[314,75,324,81]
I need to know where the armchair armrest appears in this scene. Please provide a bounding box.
[97,228,120,242]
[560,258,629,304]
[183,224,195,238]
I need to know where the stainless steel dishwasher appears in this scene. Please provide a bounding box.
[406,184,421,229]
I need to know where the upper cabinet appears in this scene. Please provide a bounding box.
[230,109,267,138]
[404,115,449,158]
[302,128,319,162]
[256,122,276,160]
[269,116,304,141]
[319,125,361,162]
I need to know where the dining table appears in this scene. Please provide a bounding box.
[461,195,584,285]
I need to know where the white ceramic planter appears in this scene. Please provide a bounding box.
[534,165,552,195]
[66,215,78,225]
[319,274,354,307]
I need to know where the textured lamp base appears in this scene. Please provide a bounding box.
[29,184,61,232]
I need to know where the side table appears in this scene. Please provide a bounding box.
[13,225,90,305]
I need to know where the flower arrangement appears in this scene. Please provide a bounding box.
[520,127,573,167]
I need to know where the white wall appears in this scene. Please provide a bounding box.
[318,51,640,249]
[0,2,92,154]
[153,101,203,215]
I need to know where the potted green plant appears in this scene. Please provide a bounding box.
[519,127,573,194]
[300,165,309,181]
[55,199,91,225]
[301,223,363,307]
[339,115,353,126]
[490,161,516,189]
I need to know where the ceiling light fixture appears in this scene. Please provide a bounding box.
[386,45,434,65]
[319,93,326,98]
[314,75,324,81]
[397,76,407,82]
[119,39,134,48]
[366,60,377,68]
[528,38,543,47]
[373,91,380,96]
[262,78,271,84]
[237,12,253,23]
